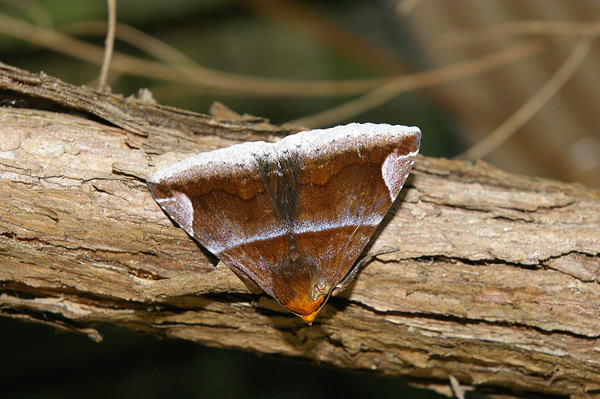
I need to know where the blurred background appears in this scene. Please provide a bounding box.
[1,0,598,398]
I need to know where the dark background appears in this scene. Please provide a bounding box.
[1,317,445,398]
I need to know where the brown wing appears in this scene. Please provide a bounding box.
[147,123,421,323]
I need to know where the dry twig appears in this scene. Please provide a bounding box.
[0,64,599,399]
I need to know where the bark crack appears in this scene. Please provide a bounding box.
[1,62,599,398]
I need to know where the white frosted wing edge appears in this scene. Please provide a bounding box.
[148,123,421,183]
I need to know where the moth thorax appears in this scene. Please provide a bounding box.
[288,245,300,263]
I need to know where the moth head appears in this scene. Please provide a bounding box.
[283,278,334,324]
[271,252,334,324]
[284,293,326,325]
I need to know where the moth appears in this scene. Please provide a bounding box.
[147,123,421,324]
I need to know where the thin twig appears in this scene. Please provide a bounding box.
[456,35,595,161]
[397,0,423,16]
[1,0,53,27]
[0,13,382,96]
[449,375,466,399]
[98,0,116,92]
[291,39,550,128]
[62,21,199,68]
[446,20,600,45]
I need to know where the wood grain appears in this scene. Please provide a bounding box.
[1,63,599,399]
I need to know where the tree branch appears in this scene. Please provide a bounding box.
[1,63,599,399]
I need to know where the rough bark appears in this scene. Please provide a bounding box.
[1,63,599,399]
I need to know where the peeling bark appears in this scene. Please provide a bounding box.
[1,63,599,399]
